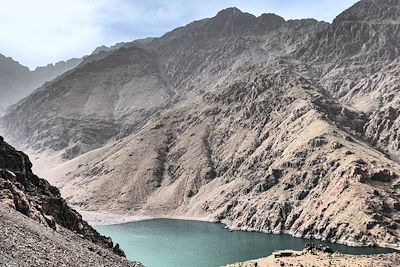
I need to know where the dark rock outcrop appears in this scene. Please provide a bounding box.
[0,136,127,258]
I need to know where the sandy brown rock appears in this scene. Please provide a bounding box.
[298,0,400,161]
[0,10,327,159]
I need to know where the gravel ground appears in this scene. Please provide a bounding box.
[0,205,143,267]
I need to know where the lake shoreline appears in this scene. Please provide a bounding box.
[95,218,398,267]
[75,207,212,226]
[75,207,400,252]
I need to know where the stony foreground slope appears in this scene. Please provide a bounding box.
[0,206,140,267]
[226,245,400,267]
[0,136,141,266]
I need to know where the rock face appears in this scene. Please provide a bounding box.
[0,136,140,265]
[298,0,400,161]
[1,0,400,251]
[1,45,174,159]
[0,54,81,115]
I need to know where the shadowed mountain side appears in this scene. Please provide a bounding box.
[0,54,81,115]
[2,45,175,159]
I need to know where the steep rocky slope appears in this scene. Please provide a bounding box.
[0,205,140,267]
[146,8,328,92]
[58,63,400,249]
[0,9,328,159]
[298,0,400,161]
[0,54,81,115]
[0,136,141,266]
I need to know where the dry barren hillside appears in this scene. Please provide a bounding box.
[299,0,400,161]
[59,63,400,249]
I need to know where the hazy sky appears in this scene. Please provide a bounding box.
[0,0,359,69]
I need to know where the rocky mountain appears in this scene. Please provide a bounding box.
[1,45,174,159]
[58,62,400,249]
[91,38,154,55]
[1,0,400,252]
[298,0,400,161]
[0,136,142,266]
[0,54,81,115]
[0,9,328,159]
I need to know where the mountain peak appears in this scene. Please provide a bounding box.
[334,0,400,23]
[216,7,244,17]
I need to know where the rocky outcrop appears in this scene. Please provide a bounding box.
[0,136,131,259]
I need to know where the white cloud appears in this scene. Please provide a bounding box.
[0,0,107,68]
[0,0,359,69]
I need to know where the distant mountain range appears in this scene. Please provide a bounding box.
[1,0,400,251]
[0,54,82,115]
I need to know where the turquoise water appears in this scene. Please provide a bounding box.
[96,219,396,267]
